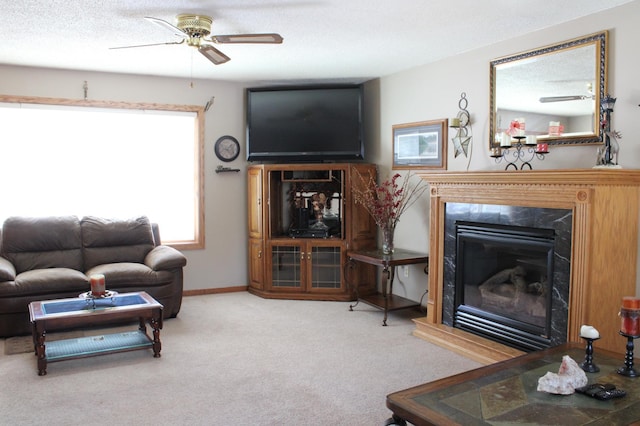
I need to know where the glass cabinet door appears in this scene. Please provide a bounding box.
[270,244,302,289]
[310,246,342,290]
[268,242,343,292]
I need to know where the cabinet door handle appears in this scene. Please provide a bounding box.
[257,250,262,259]
[300,252,305,260]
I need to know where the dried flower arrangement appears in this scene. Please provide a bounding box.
[351,167,428,253]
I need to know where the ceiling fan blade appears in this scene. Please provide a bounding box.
[539,95,589,103]
[199,45,231,65]
[110,40,185,50]
[144,16,188,38]
[212,33,283,44]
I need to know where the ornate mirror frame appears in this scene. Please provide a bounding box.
[489,31,608,149]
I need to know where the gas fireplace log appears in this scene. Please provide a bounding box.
[477,266,546,318]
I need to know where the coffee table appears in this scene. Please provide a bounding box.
[386,342,640,425]
[28,291,163,376]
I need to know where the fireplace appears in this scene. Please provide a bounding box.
[441,204,572,352]
[412,170,640,364]
[453,221,557,351]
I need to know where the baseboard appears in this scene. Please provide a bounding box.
[412,318,525,365]
[183,286,248,297]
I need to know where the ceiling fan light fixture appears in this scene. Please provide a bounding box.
[187,37,203,48]
[199,45,231,65]
[176,14,213,38]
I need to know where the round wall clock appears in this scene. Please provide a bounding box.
[214,135,240,162]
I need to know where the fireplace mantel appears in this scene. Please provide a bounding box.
[414,169,640,364]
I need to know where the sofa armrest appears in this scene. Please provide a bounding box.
[0,256,16,281]
[144,246,187,271]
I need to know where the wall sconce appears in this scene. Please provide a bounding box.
[450,92,471,158]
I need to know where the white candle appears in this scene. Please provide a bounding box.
[526,135,537,145]
[580,324,600,339]
[500,133,511,147]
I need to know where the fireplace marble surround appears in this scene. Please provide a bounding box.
[443,203,572,351]
[413,169,640,364]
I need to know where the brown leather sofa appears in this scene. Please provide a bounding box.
[0,215,187,337]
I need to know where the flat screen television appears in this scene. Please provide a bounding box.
[246,85,364,162]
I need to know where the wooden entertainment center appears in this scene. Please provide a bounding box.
[247,163,377,300]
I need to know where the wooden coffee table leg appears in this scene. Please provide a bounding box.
[150,310,162,358]
[33,322,47,376]
[138,317,147,333]
[31,321,38,355]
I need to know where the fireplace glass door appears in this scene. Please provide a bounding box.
[454,222,555,351]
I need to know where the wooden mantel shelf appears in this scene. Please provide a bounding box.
[414,168,640,364]
[417,168,640,186]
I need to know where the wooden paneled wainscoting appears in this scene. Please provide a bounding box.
[413,169,640,364]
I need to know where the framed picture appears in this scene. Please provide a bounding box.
[392,119,448,170]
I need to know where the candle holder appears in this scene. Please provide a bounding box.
[580,336,600,373]
[617,331,639,378]
[491,136,548,170]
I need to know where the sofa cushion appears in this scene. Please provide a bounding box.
[86,263,175,288]
[81,216,155,270]
[0,268,89,297]
[0,216,83,274]
[145,246,188,270]
[0,257,16,281]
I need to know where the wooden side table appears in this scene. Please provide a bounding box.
[347,248,428,325]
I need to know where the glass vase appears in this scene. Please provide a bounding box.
[381,226,395,255]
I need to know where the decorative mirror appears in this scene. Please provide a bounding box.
[489,31,608,149]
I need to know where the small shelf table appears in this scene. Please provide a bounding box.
[347,248,428,325]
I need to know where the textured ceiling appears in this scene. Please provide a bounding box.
[0,0,633,84]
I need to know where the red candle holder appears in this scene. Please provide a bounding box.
[620,297,640,336]
[618,296,640,377]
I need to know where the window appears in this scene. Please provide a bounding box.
[0,95,204,249]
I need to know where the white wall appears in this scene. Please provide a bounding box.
[369,0,640,301]
[0,66,248,291]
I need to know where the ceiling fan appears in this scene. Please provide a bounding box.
[539,83,595,103]
[111,14,283,65]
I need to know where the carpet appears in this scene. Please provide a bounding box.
[0,292,481,425]
[4,330,85,355]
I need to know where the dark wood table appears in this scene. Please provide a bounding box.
[386,342,640,425]
[29,291,163,376]
[347,248,428,325]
